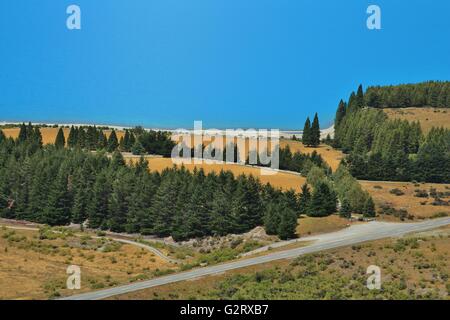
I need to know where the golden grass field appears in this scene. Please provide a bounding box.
[360,181,450,219]
[384,107,450,134]
[1,127,125,145]
[0,225,174,299]
[296,215,352,237]
[128,156,307,192]
[281,140,344,172]
[110,225,450,300]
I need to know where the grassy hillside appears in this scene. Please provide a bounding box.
[112,226,450,300]
[360,181,450,220]
[384,107,450,133]
[0,225,175,299]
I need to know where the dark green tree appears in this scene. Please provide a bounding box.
[335,99,347,128]
[298,183,311,215]
[54,128,66,148]
[277,206,297,240]
[363,197,376,218]
[302,117,311,146]
[339,198,352,218]
[308,182,337,217]
[107,130,119,152]
[310,113,321,147]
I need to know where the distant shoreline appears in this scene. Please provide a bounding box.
[0,120,334,138]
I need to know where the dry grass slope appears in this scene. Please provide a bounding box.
[0,226,174,299]
[384,107,450,134]
[360,181,450,220]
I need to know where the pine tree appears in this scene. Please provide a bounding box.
[43,165,71,225]
[185,183,211,238]
[347,92,357,113]
[263,203,280,235]
[339,198,352,218]
[123,130,131,151]
[231,176,263,233]
[18,123,27,143]
[98,133,107,150]
[277,206,297,240]
[363,197,376,218]
[151,177,178,237]
[335,100,347,128]
[67,126,77,148]
[356,84,365,108]
[209,189,233,236]
[302,117,311,146]
[108,169,132,232]
[87,171,111,229]
[54,128,66,148]
[77,128,86,149]
[308,182,337,217]
[131,140,145,155]
[111,151,126,169]
[107,130,119,152]
[310,113,321,147]
[298,183,311,215]
[129,132,136,149]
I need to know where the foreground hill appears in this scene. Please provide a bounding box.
[111,225,450,300]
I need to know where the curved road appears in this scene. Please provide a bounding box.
[61,217,450,300]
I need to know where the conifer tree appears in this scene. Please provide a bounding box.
[355,84,365,109]
[18,123,27,143]
[335,99,347,128]
[87,171,111,229]
[98,133,107,150]
[310,113,321,147]
[339,198,352,218]
[131,140,145,155]
[123,130,131,151]
[67,126,77,148]
[302,117,311,146]
[151,177,178,237]
[263,203,280,235]
[277,206,297,240]
[308,182,337,217]
[107,130,119,152]
[209,189,233,236]
[108,169,131,232]
[77,128,86,149]
[43,165,71,225]
[363,197,376,218]
[231,176,263,233]
[298,183,311,215]
[55,128,66,148]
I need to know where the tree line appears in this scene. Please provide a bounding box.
[334,84,450,183]
[364,81,450,109]
[0,127,301,240]
[15,123,176,156]
[296,164,375,218]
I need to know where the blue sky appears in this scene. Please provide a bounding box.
[0,0,449,129]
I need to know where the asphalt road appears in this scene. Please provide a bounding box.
[61,217,450,300]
